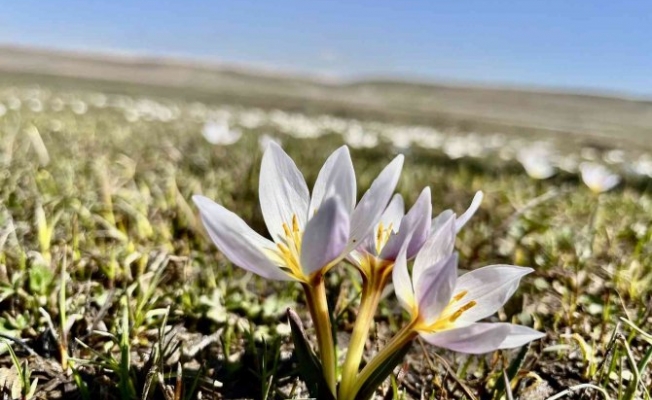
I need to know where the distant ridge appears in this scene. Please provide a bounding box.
[1,44,652,150]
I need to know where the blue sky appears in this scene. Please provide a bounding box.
[1,1,650,94]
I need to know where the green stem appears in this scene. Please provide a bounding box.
[303,278,337,396]
[339,269,390,399]
[587,193,602,256]
[347,320,418,400]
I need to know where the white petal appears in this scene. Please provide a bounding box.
[193,195,291,281]
[380,194,405,232]
[496,324,545,349]
[420,322,511,354]
[348,155,404,251]
[380,187,432,260]
[346,249,366,269]
[602,175,621,192]
[430,209,454,236]
[300,197,350,275]
[454,265,533,323]
[413,214,456,286]
[310,146,356,214]
[392,237,416,314]
[259,142,310,242]
[455,191,483,233]
[415,252,458,325]
[360,193,405,257]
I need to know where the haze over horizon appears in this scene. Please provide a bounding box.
[1,0,650,96]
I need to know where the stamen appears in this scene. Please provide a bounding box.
[292,214,300,232]
[277,243,292,257]
[376,222,385,246]
[448,301,477,323]
[452,290,468,302]
[282,222,292,237]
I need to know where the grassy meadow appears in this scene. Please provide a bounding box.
[0,78,650,400]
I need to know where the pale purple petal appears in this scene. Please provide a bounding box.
[348,155,404,251]
[413,214,456,286]
[259,142,310,242]
[379,194,405,233]
[392,236,415,314]
[455,191,483,233]
[300,197,350,275]
[430,209,454,236]
[602,175,621,192]
[415,252,458,325]
[496,324,545,349]
[419,322,511,354]
[193,195,291,281]
[359,193,405,257]
[454,265,533,323]
[380,187,432,260]
[310,146,356,214]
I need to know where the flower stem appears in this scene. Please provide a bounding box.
[338,268,391,399]
[347,320,418,400]
[303,278,337,396]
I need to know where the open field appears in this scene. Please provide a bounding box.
[2,45,652,152]
[0,57,650,399]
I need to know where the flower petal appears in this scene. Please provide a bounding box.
[300,196,350,276]
[310,146,356,214]
[497,323,545,349]
[380,193,405,232]
[455,191,483,233]
[392,236,416,315]
[453,265,533,323]
[412,213,456,286]
[348,155,404,251]
[431,209,454,236]
[380,187,432,260]
[193,195,291,281]
[415,252,458,325]
[419,322,511,354]
[259,142,310,242]
[358,193,405,257]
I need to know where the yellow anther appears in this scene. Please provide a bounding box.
[375,222,396,254]
[282,222,292,237]
[274,214,306,280]
[452,290,468,302]
[376,222,385,245]
[277,242,291,257]
[448,301,477,323]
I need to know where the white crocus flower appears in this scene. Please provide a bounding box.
[348,190,483,276]
[193,143,403,283]
[202,119,242,145]
[517,149,556,180]
[347,188,432,277]
[392,220,544,354]
[579,162,621,194]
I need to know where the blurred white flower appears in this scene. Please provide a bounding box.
[344,126,378,149]
[517,148,556,179]
[580,162,620,193]
[202,119,242,145]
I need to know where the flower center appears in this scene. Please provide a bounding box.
[422,289,477,332]
[275,214,304,279]
[375,221,394,254]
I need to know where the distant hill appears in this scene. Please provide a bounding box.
[1,44,651,150]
